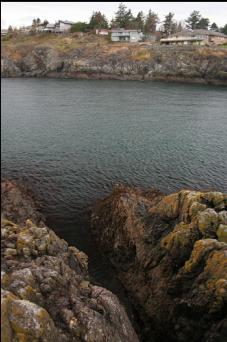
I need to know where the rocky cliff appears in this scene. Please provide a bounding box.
[1,180,139,342]
[91,184,227,341]
[1,34,227,84]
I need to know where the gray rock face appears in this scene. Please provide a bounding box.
[1,181,139,342]
[1,42,227,84]
[1,58,21,77]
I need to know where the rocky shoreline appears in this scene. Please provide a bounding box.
[91,184,227,341]
[1,181,139,342]
[1,180,227,341]
[1,35,227,85]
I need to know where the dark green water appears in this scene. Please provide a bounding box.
[1,78,227,253]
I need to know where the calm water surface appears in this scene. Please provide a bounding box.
[1,78,227,257]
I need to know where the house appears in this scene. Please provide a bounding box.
[161,29,227,46]
[58,20,74,33]
[111,29,143,42]
[160,36,204,46]
[192,29,227,45]
[96,29,109,35]
[1,29,8,36]
[44,20,74,34]
[44,23,56,33]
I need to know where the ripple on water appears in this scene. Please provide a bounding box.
[1,78,227,252]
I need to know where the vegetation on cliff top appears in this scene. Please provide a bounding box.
[2,32,227,59]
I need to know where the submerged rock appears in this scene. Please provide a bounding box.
[92,184,227,342]
[1,181,139,342]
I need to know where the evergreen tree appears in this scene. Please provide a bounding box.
[171,22,178,34]
[112,3,137,29]
[163,12,175,36]
[210,22,219,31]
[8,25,13,33]
[110,17,118,29]
[185,10,201,29]
[176,21,184,32]
[220,24,227,35]
[42,20,49,27]
[89,11,108,29]
[197,17,209,29]
[144,10,159,33]
[124,9,134,29]
[134,11,145,31]
[113,2,128,28]
[71,22,88,32]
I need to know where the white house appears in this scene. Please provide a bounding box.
[44,20,74,33]
[1,29,8,36]
[96,29,109,35]
[59,20,74,32]
[111,29,143,42]
[44,23,56,33]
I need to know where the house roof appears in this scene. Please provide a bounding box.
[170,29,227,38]
[46,23,55,28]
[59,20,74,25]
[111,28,141,33]
[193,29,227,37]
[161,37,203,42]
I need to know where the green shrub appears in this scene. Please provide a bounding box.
[1,33,13,41]
[71,22,88,33]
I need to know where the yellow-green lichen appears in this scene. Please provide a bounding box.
[217,224,227,243]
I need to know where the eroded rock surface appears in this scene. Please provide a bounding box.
[92,184,227,342]
[1,181,139,342]
[1,35,227,85]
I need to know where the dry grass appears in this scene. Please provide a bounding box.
[1,33,142,54]
[197,47,227,58]
[1,33,112,55]
[2,33,226,62]
[132,48,152,61]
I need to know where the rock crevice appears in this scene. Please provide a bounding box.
[91,184,227,341]
[1,181,139,342]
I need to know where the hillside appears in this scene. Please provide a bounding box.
[1,33,227,84]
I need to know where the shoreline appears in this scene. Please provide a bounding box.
[2,38,227,87]
[2,74,227,86]
[2,179,226,342]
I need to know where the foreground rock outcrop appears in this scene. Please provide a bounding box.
[1,181,139,342]
[1,34,227,84]
[92,185,227,341]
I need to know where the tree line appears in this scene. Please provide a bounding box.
[8,3,227,36]
[71,4,227,35]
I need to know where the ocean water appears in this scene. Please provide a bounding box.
[1,78,227,259]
